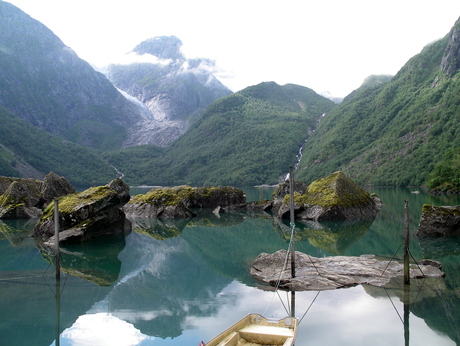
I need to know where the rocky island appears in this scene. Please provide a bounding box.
[0,172,75,219]
[272,171,383,221]
[417,204,460,237]
[124,185,246,218]
[251,250,445,291]
[33,178,131,245]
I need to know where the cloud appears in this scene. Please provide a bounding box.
[60,313,155,346]
[110,52,173,66]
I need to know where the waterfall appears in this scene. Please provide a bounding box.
[282,113,326,181]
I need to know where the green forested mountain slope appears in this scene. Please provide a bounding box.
[0,106,117,186]
[295,21,460,187]
[103,82,336,186]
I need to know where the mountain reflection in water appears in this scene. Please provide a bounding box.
[0,187,459,345]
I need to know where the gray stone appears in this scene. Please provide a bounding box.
[0,179,43,219]
[33,183,131,244]
[106,178,130,204]
[41,172,75,206]
[272,180,308,206]
[251,250,445,291]
[124,185,245,218]
[0,173,75,219]
[416,204,460,237]
[275,172,381,221]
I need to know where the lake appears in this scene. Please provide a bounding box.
[1,186,459,345]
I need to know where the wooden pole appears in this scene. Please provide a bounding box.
[55,273,61,346]
[404,285,410,346]
[289,166,296,321]
[289,166,295,279]
[404,199,410,285]
[54,198,60,280]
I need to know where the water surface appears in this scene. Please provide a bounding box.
[1,187,459,345]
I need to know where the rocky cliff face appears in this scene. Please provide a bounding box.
[441,17,460,77]
[0,2,144,150]
[108,36,232,147]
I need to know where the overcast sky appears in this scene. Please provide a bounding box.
[6,0,460,97]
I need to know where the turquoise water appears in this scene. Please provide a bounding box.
[0,187,459,345]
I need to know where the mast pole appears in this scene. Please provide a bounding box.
[289,166,295,279]
[54,198,60,279]
[289,167,296,320]
[403,199,410,285]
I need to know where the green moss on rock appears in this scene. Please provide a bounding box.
[295,171,372,208]
[42,186,116,221]
[278,172,380,221]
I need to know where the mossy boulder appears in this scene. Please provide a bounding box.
[0,172,75,219]
[277,171,382,221]
[416,204,460,237]
[124,185,246,218]
[41,172,76,207]
[273,180,308,205]
[33,179,131,244]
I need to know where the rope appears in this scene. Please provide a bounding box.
[262,220,298,316]
[298,291,321,325]
[296,228,322,276]
[384,287,404,325]
[262,240,292,316]
[410,278,427,311]
[408,249,426,278]
[40,253,69,297]
[380,239,404,277]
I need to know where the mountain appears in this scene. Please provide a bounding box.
[0,1,147,151]
[294,17,460,187]
[107,36,232,147]
[103,82,336,186]
[0,105,117,186]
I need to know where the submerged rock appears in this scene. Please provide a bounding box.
[276,171,382,221]
[416,204,460,237]
[0,172,75,219]
[251,249,445,291]
[33,179,131,244]
[124,185,246,218]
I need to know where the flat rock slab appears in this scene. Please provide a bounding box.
[251,250,445,291]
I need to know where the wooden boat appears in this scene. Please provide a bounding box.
[204,313,297,346]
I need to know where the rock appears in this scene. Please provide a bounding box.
[251,249,445,291]
[33,182,131,244]
[186,186,247,208]
[0,176,18,195]
[213,206,222,216]
[106,178,130,204]
[108,36,232,147]
[41,172,76,206]
[272,180,308,206]
[416,204,460,237]
[441,17,460,77]
[277,172,381,221]
[0,173,75,219]
[0,204,42,219]
[124,188,195,219]
[0,178,43,219]
[124,185,246,218]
